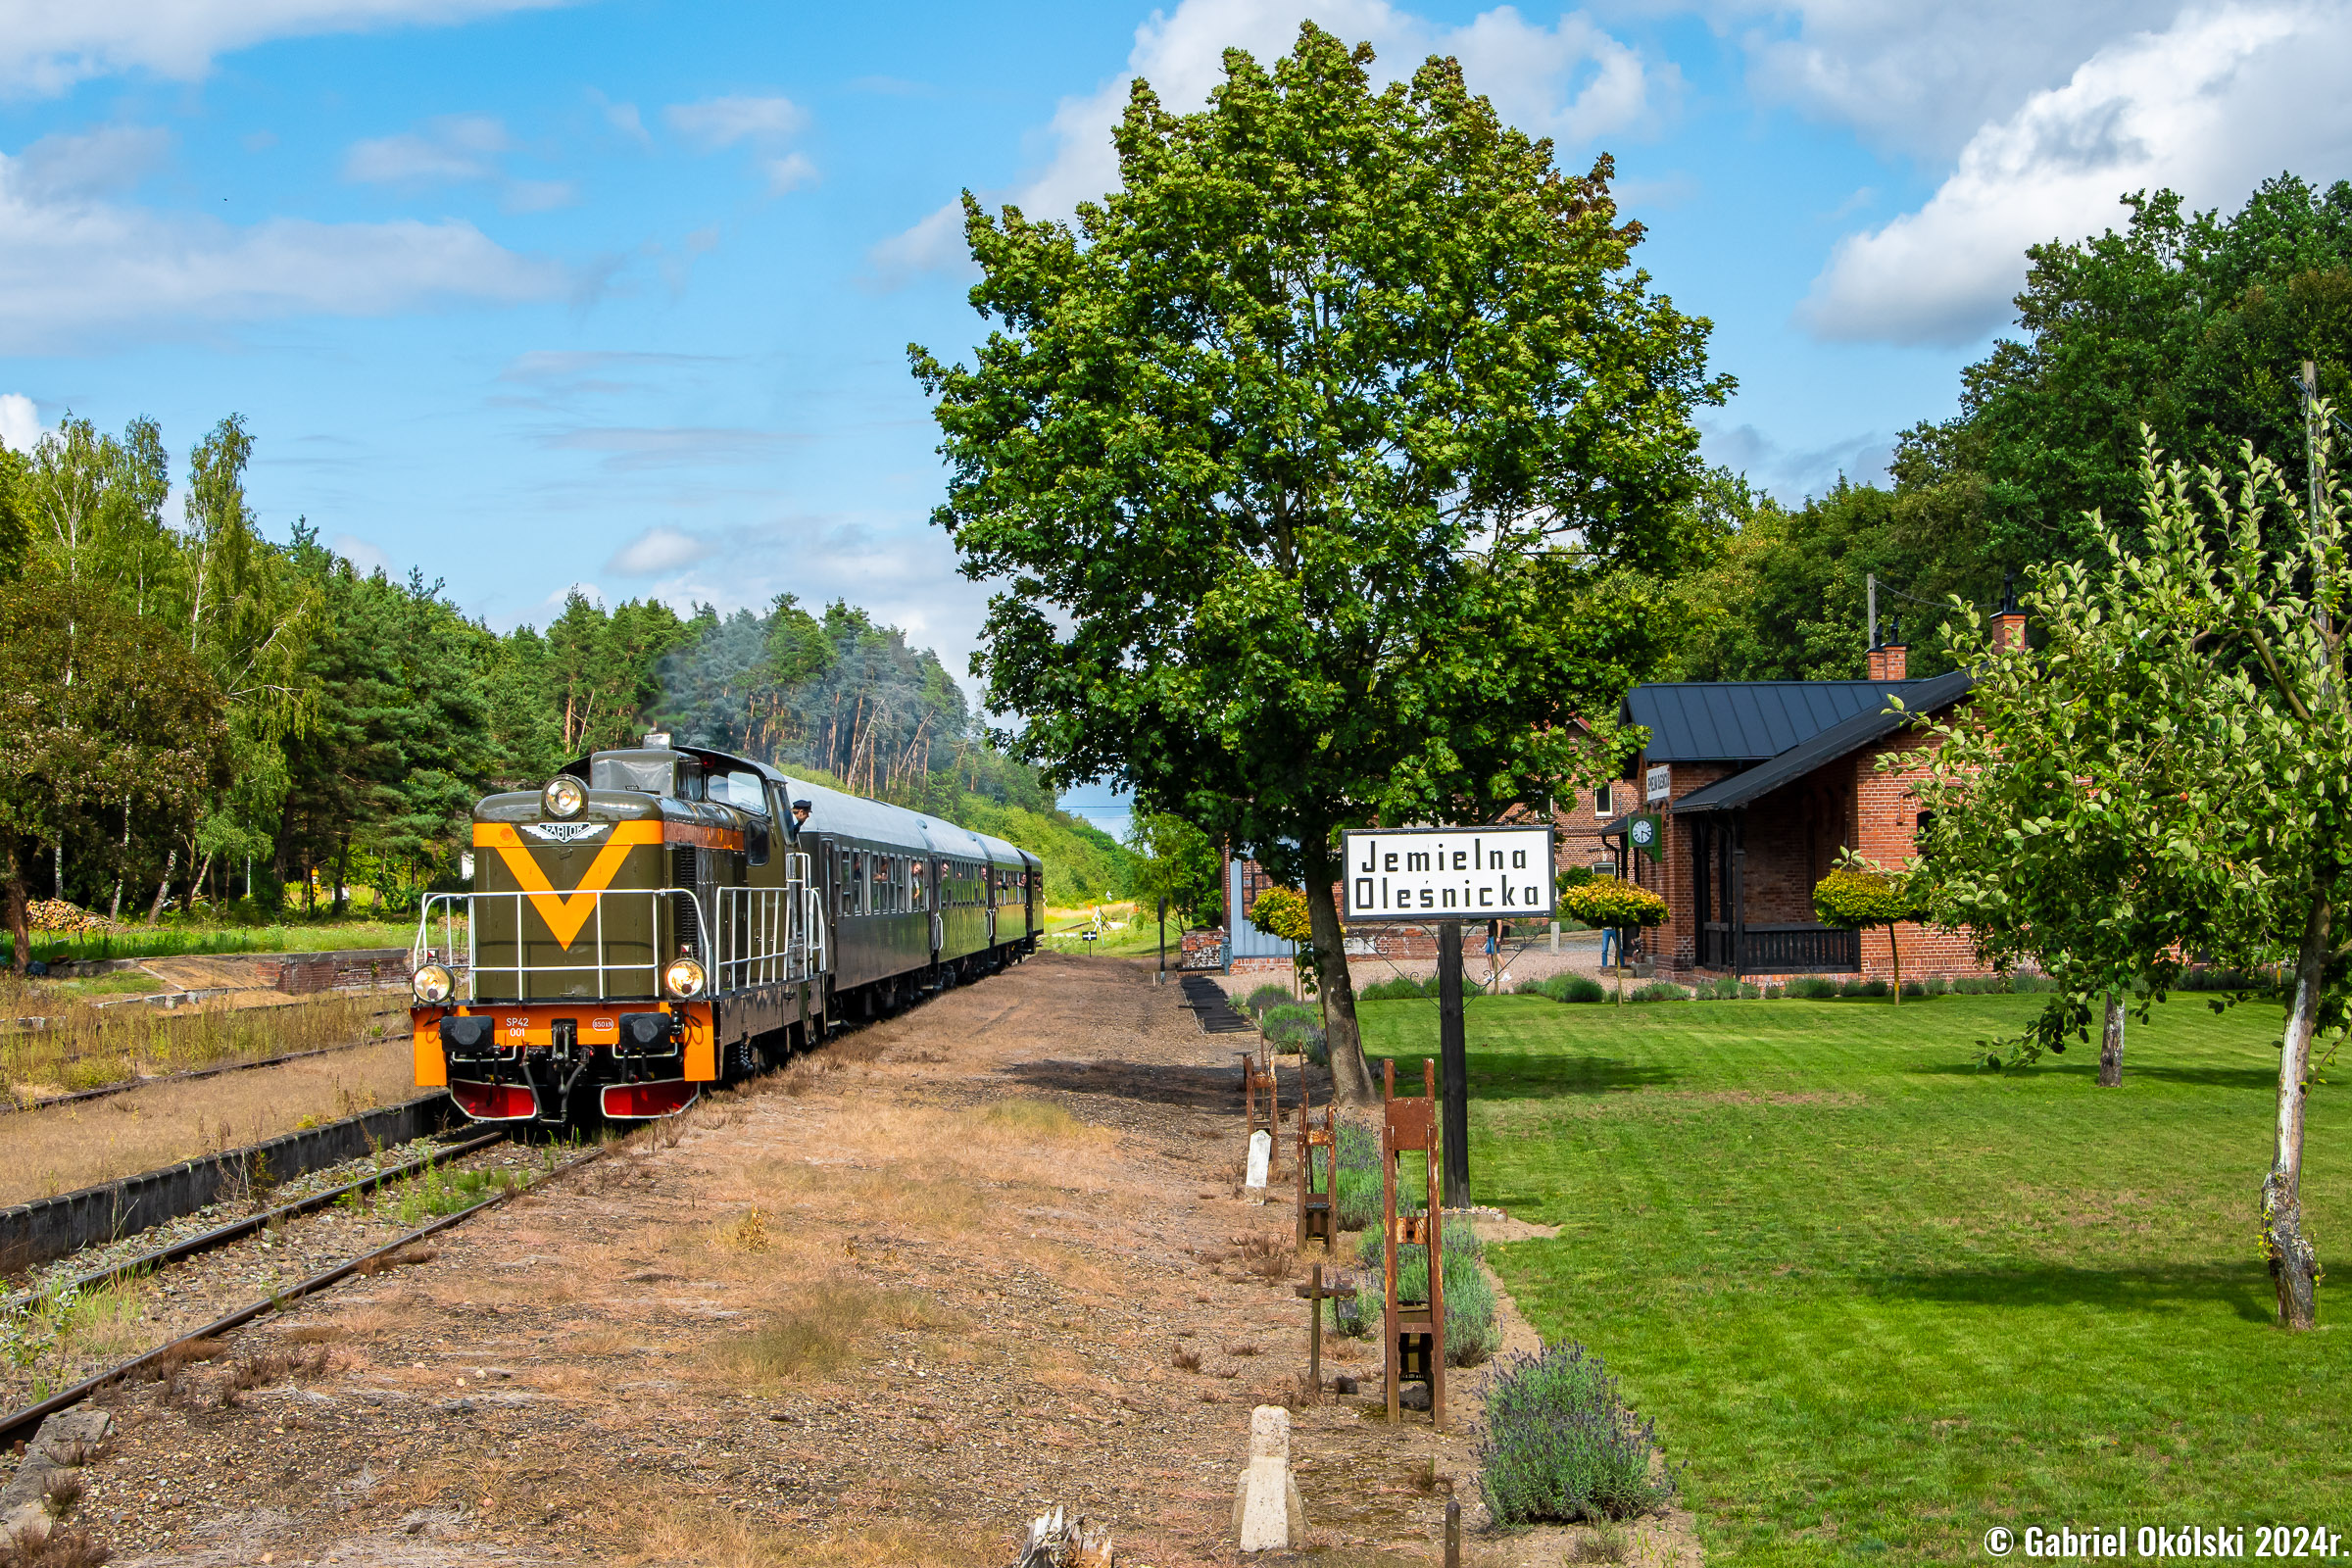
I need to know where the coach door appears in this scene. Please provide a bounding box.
[928,858,944,960]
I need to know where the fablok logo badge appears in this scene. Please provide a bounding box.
[523,821,611,844]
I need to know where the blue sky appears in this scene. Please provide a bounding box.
[5,0,2349,836]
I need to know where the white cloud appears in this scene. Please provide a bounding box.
[0,394,45,454]
[608,525,715,575]
[331,531,395,576]
[344,113,508,183]
[343,114,576,212]
[12,125,172,200]
[1688,0,2175,160]
[867,0,1678,285]
[762,152,817,195]
[1,0,575,97]
[662,94,815,197]
[0,145,566,352]
[590,91,650,145]
[538,425,807,472]
[1799,2,2352,346]
[864,200,972,289]
[664,95,808,150]
[1701,419,1891,503]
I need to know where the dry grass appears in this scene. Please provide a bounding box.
[0,1037,417,1204]
[977,1097,1110,1144]
[623,1499,985,1568]
[1233,1231,1298,1283]
[710,1207,772,1253]
[0,989,393,1097]
[711,1278,961,1388]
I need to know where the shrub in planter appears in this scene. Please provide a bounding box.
[1477,1344,1677,1525]
[1524,973,1606,1003]
[1333,1120,1383,1230]
[1359,975,1431,1002]
[1244,983,1294,1016]
[1349,1216,1497,1362]
[1764,983,1787,999]
[1787,976,1840,1000]
[1627,981,1689,1003]
[1260,1002,1320,1044]
[1840,977,1890,999]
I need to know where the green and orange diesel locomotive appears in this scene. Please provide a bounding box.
[410,734,1041,1125]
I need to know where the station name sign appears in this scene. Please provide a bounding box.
[1341,825,1556,921]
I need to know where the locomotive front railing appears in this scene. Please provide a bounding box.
[416,855,823,1004]
[415,888,713,1003]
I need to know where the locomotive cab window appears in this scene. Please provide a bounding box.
[591,750,682,795]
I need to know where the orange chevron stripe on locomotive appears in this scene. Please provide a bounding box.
[471,820,744,948]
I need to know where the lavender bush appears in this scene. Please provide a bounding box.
[1333,1119,1383,1229]
[1476,1344,1676,1524]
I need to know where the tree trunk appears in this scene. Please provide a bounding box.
[146,849,176,924]
[331,835,351,917]
[2098,993,2126,1087]
[4,835,29,974]
[185,850,215,915]
[1302,853,1374,1106]
[110,800,127,921]
[2264,895,2327,1330]
[1887,923,1900,1004]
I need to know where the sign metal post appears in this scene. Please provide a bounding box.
[1344,824,1553,1220]
[1436,921,1469,1208]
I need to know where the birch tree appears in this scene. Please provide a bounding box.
[1908,428,2349,1330]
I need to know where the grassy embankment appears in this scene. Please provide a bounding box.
[1357,991,2351,1564]
[23,920,420,970]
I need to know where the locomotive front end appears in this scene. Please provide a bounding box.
[410,746,746,1125]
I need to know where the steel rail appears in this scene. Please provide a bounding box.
[2,1128,510,1317]
[0,949,1024,1449]
[0,1138,612,1449]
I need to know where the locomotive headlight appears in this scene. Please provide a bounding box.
[543,775,587,818]
[663,957,706,999]
[412,963,454,1004]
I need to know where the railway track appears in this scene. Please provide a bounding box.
[0,1129,610,1449]
[0,959,1016,1456]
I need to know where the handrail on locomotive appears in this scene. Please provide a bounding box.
[413,851,823,1002]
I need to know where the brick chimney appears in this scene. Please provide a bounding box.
[1867,615,1908,681]
[1991,570,2028,654]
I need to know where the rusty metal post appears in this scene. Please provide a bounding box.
[1445,1497,1461,1568]
[1309,1261,1322,1396]
[1381,1057,1445,1427]
[1295,1082,1334,1250]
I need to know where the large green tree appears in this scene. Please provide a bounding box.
[1908,429,2348,1330]
[1911,175,2352,570]
[913,24,1726,1102]
[0,581,227,966]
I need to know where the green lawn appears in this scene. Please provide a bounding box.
[1357,992,2352,1563]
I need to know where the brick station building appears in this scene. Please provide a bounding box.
[1186,609,2023,982]
[1605,611,2025,984]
